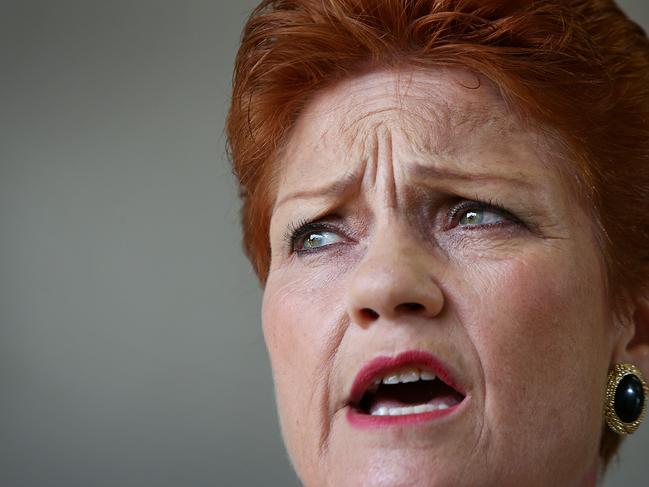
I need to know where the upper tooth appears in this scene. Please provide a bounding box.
[380,368,430,385]
[382,373,400,385]
[400,370,419,383]
[420,371,436,381]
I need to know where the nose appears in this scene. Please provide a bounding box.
[346,227,445,327]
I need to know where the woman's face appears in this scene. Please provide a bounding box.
[262,68,617,486]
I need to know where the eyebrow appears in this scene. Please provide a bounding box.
[274,162,534,210]
[274,170,362,210]
[412,163,535,188]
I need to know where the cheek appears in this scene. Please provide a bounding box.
[473,252,607,378]
[262,269,343,377]
[460,248,610,466]
[261,268,346,477]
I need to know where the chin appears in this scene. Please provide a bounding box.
[328,452,472,487]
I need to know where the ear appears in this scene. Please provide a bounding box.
[611,294,649,381]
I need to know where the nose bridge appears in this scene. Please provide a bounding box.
[346,219,445,326]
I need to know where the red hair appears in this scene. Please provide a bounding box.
[226,0,649,462]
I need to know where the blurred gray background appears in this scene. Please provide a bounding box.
[1,1,648,486]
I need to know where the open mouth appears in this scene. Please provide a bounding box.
[354,367,465,416]
[348,351,466,420]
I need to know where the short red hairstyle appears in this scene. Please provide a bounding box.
[226,0,649,462]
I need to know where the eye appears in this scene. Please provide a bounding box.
[300,230,343,250]
[285,220,345,253]
[458,208,505,226]
[448,200,514,229]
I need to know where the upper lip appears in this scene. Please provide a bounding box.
[348,350,465,408]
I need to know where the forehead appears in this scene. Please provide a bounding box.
[316,69,509,146]
[275,68,550,204]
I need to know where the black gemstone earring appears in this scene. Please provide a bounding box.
[604,364,648,435]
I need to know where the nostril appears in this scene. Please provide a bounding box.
[360,308,380,321]
[396,302,425,314]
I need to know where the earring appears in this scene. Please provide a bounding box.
[604,363,648,435]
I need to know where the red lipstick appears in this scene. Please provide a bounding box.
[347,350,466,428]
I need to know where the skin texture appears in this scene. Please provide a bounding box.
[261,68,647,486]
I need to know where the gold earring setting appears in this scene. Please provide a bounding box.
[604,363,648,435]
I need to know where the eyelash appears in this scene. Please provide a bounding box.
[284,198,519,254]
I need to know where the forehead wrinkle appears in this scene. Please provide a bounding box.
[365,121,399,209]
[327,119,403,211]
[276,68,552,215]
[312,67,514,151]
[336,93,514,163]
[418,104,514,157]
[389,70,511,148]
[335,107,515,200]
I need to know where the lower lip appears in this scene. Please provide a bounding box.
[346,401,463,429]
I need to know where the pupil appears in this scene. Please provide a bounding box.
[462,210,482,225]
[306,234,323,248]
